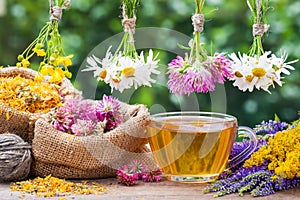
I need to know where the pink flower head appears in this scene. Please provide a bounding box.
[51,95,122,135]
[185,66,215,93]
[117,165,139,186]
[96,95,122,132]
[168,68,194,95]
[168,56,184,68]
[117,161,162,186]
[142,168,163,182]
[211,54,234,83]
[98,95,121,113]
[167,57,215,95]
[71,119,96,136]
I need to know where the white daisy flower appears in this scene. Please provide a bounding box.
[109,56,155,92]
[140,49,160,75]
[229,52,279,93]
[269,51,297,76]
[83,46,161,92]
[229,52,256,92]
[82,46,121,82]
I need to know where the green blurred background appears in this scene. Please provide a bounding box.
[0,0,299,127]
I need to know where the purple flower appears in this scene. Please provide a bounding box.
[96,95,122,132]
[254,120,288,135]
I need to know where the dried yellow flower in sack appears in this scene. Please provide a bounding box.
[10,174,107,197]
[244,124,300,179]
[0,75,62,114]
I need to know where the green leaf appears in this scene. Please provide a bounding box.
[274,114,280,122]
[177,43,191,51]
[247,0,255,15]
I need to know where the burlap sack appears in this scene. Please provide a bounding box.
[31,146,156,179]
[0,67,81,143]
[31,102,157,179]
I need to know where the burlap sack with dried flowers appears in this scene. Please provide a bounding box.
[0,67,81,143]
[31,102,156,179]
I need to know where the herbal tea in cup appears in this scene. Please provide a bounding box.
[147,112,257,183]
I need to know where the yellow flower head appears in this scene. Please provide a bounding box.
[62,54,73,67]
[33,47,46,57]
[48,67,65,83]
[21,59,30,68]
[40,65,54,76]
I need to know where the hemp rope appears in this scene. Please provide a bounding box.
[49,0,71,22]
[252,0,269,37]
[121,5,136,44]
[0,134,31,182]
[192,14,205,34]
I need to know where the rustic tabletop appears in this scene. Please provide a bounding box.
[1,177,300,200]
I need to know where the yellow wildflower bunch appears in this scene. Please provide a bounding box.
[244,124,300,179]
[16,0,73,83]
[10,174,107,197]
[0,75,62,115]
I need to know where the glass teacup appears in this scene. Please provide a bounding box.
[147,112,258,183]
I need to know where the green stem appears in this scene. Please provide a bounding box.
[190,0,206,64]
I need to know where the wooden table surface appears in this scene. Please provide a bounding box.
[1,177,300,200]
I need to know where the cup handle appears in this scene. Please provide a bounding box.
[227,126,258,168]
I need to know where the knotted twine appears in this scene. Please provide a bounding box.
[0,133,31,182]
[49,0,71,21]
[121,5,136,44]
[252,0,270,37]
[192,14,205,34]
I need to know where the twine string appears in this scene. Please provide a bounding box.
[253,0,269,37]
[253,23,270,37]
[121,6,136,44]
[49,0,71,22]
[192,14,205,34]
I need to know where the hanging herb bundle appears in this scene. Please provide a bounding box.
[83,0,160,93]
[16,0,73,83]
[167,0,233,95]
[228,0,298,93]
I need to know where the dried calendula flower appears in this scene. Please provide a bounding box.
[10,174,107,197]
[0,75,62,114]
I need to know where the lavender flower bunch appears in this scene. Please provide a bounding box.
[204,120,300,197]
[50,95,122,136]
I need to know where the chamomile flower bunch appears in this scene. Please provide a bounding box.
[83,0,160,93]
[16,0,73,83]
[229,0,298,93]
[167,0,233,96]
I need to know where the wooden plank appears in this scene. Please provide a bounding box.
[1,177,300,200]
